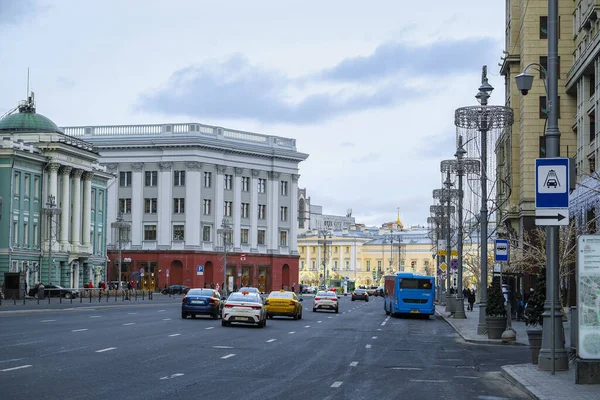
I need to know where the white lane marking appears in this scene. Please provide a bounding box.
[72,329,88,332]
[0,358,23,364]
[377,328,382,331]
[393,367,423,371]
[330,381,343,388]
[350,361,358,367]
[410,379,449,383]
[372,336,377,339]
[365,344,372,349]
[122,323,135,326]
[289,332,295,335]
[95,347,116,353]
[439,359,461,361]
[157,310,166,312]
[266,339,276,343]
[205,327,214,330]
[328,316,332,319]
[317,321,322,323]
[159,373,185,380]
[454,376,479,379]
[380,315,391,326]
[347,310,351,313]
[90,316,101,318]
[221,354,236,359]
[1,365,32,372]
[168,334,181,337]
[41,320,56,323]
[304,325,310,328]
[212,346,234,349]
[162,318,172,321]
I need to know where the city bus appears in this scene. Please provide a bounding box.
[383,272,435,317]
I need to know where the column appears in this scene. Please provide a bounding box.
[215,165,226,229]
[158,162,173,246]
[290,174,299,254]
[47,163,60,199]
[131,163,144,245]
[185,162,202,246]
[233,168,243,250]
[70,169,83,249]
[104,164,117,251]
[59,166,72,248]
[82,172,92,252]
[268,171,280,251]
[250,169,259,250]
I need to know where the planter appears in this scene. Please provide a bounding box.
[485,316,507,339]
[527,329,543,364]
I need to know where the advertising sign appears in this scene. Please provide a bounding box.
[577,235,600,359]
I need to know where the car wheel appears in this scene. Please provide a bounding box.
[267,314,273,319]
[351,298,355,301]
[335,307,339,314]
[221,320,228,327]
[263,318,267,327]
[191,314,196,319]
[212,313,218,319]
[181,312,187,319]
[298,311,302,320]
[293,312,298,320]
[366,299,369,302]
[65,293,72,299]
[312,308,317,312]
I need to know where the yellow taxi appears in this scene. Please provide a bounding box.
[265,290,303,320]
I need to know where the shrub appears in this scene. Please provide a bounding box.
[486,276,507,317]
[525,267,546,328]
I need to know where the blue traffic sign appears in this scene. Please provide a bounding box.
[495,239,509,262]
[535,158,569,209]
[196,265,204,275]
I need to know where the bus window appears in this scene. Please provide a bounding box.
[399,278,433,290]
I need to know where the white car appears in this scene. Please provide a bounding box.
[313,291,339,313]
[221,291,267,328]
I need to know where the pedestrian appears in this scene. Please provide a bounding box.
[127,281,132,291]
[101,281,106,291]
[468,289,476,311]
[516,293,525,321]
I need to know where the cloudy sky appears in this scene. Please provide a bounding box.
[0,0,506,227]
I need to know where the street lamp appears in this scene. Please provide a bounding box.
[217,218,233,297]
[42,194,61,284]
[429,204,454,304]
[111,213,130,291]
[515,1,567,372]
[317,229,332,288]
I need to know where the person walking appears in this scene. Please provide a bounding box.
[467,289,476,311]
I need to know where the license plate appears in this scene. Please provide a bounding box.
[191,300,205,305]
[410,310,420,314]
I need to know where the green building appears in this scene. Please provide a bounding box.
[0,94,112,293]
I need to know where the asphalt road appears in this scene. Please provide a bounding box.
[0,294,531,400]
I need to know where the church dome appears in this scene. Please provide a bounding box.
[0,97,62,134]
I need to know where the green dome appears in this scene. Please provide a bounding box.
[0,110,62,133]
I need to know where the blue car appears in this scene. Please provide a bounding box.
[182,288,223,319]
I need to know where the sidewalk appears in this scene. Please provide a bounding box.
[436,303,599,400]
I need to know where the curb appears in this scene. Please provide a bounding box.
[500,366,540,399]
[436,310,528,346]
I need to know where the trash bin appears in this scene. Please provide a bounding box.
[37,284,45,299]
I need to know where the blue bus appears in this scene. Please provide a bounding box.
[383,272,435,317]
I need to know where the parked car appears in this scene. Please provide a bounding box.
[29,284,79,299]
[162,285,190,295]
[181,288,222,319]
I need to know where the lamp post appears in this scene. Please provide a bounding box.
[42,194,61,284]
[454,65,513,335]
[217,218,233,297]
[317,229,332,288]
[515,0,568,372]
[430,204,454,304]
[111,212,130,291]
[433,182,458,313]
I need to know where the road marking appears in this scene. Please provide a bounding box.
[159,373,185,380]
[439,358,461,362]
[157,310,166,312]
[41,320,56,323]
[72,329,88,332]
[327,316,332,319]
[330,381,343,388]
[221,354,236,359]
[168,334,181,337]
[123,323,135,326]
[393,367,423,371]
[289,332,295,334]
[95,347,116,353]
[206,327,214,330]
[350,361,358,367]
[90,316,101,318]
[377,328,382,331]
[1,365,32,372]
[317,321,322,323]
[266,339,276,343]
[410,379,449,383]
[162,318,172,321]
[304,325,310,328]
[454,376,479,379]
[347,310,351,313]
[372,336,377,339]
[365,344,372,349]
[127,312,137,315]
[212,346,233,349]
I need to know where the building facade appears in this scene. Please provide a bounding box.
[0,96,110,293]
[61,122,308,293]
[297,188,355,233]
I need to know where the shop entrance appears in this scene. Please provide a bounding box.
[258,267,269,293]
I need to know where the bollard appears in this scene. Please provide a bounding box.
[89,291,92,303]
[150,291,153,300]
[122,291,124,302]
[37,296,39,305]
[48,296,50,304]
[107,291,109,302]
[99,292,101,303]
[142,291,145,301]
[135,291,138,301]
[60,296,62,304]
[14,296,16,305]
[115,291,117,302]
[80,294,83,303]
[71,296,73,304]
[23,296,26,305]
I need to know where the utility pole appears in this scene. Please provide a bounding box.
[218,218,233,297]
[111,212,130,291]
[43,195,61,284]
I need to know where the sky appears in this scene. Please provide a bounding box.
[0,0,507,227]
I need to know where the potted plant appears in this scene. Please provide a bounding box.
[485,276,507,339]
[524,267,546,364]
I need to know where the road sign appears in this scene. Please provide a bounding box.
[535,158,569,209]
[196,265,204,276]
[450,259,458,270]
[495,239,509,262]
[166,269,169,277]
[535,208,570,226]
[437,249,458,257]
[439,262,447,272]
[240,253,246,261]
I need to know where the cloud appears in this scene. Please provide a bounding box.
[352,153,381,163]
[0,0,38,25]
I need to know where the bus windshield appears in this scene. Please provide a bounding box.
[399,278,432,290]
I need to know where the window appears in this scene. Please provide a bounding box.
[23,223,28,246]
[242,177,249,192]
[33,224,38,246]
[280,181,288,196]
[301,261,305,270]
[24,175,30,198]
[345,261,350,271]
[241,203,249,218]
[590,156,596,174]
[311,247,315,253]
[345,246,349,253]
[258,229,266,245]
[279,231,288,246]
[203,199,211,215]
[144,198,158,213]
[280,206,288,221]
[144,225,157,240]
[173,225,185,241]
[258,178,266,193]
[119,171,132,187]
[119,198,132,214]
[224,174,233,190]
[34,177,39,200]
[12,222,17,244]
[539,96,560,119]
[174,170,186,186]
[203,225,212,242]
[539,56,560,79]
[312,260,316,270]
[98,192,104,211]
[540,16,548,39]
[377,261,382,272]
[204,172,212,188]
[258,204,266,219]
[14,173,20,195]
[366,261,371,272]
[241,228,249,244]
[539,136,546,158]
[145,171,158,186]
[174,198,185,213]
[334,261,338,270]
[590,113,596,142]
[224,201,232,217]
